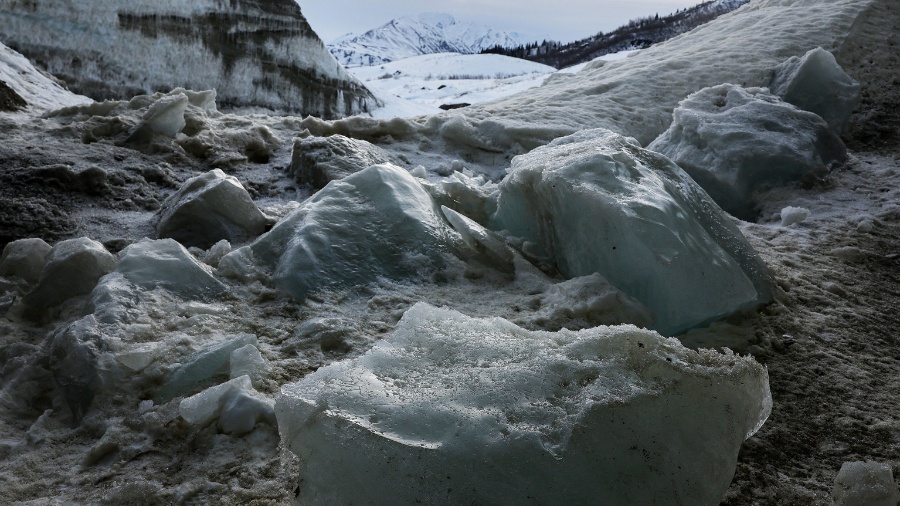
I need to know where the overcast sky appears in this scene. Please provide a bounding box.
[300,1,709,44]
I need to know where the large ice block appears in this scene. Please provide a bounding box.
[648,84,847,220]
[23,238,116,310]
[770,47,861,135]
[222,164,460,300]
[493,128,773,335]
[157,169,269,249]
[277,303,771,505]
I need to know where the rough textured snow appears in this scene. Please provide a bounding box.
[0,0,377,117]
[278,303,771,505]
[493,129,774,335]
[329,13,541,67]
[648,84,847,220]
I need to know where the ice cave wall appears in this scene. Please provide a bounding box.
[0,0,378,118]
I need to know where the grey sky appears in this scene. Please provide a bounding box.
[300,1,709,44]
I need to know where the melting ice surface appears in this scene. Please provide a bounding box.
[278,303,772,505]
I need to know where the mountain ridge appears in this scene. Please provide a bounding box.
[328,12,541,68]
[483,0,750,69]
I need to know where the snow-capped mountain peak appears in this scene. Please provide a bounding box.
[328,13,540,67]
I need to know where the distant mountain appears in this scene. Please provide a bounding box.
[483,0,751,69]
[329,13,540,68]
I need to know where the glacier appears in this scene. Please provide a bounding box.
[0,0,897,504]
[0,0,377,117]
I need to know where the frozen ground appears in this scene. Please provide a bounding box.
[0,0,898,504]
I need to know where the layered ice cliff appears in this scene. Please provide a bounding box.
[0,0,377,117]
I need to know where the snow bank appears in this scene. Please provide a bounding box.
[157,169,269,249]
[278,303,771,505]
[648,84,846,220]
[461,0,874,145]
[493,129,774,335]
[221,164,460,299]
[770,47,861,135]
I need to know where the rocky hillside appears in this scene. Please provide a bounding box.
[0,0,378,118]
[483,0,750,69]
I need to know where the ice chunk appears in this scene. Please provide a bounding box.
[157,169,269,249]
[493,129,774,335]
[169,87,218,113]
[0,238,51,284]
[277,303,771,505]
[113,239,226,300]
[179,375,250,426]
[116,343,160,372]
[290,135,395,189]
[44,315,105,422]
[648,84,847,220]
[218,387,276,436]
[179,375,275,435]
[159,334,258,402]
[780,206,810,226]
[422,171,499,225]
[528,274,655,331]
[136,93,188,138]
[226,164,460,300]
[770,47,861,135]
[23,238,115,310]
[441,206,513,273]
[832,461,900,506]
[230,344,270,384]
[202,239,232,268]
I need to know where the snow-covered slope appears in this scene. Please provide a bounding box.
[349,53,557,117]
[0,0,377,118]
[329,13,539,67]
[0,42,89,111]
